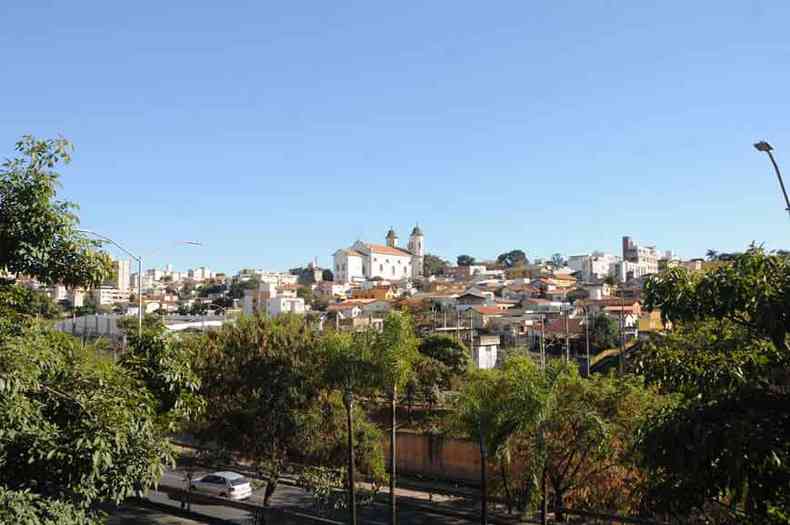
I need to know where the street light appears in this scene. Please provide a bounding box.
[77,231,203,338]
[77,230,143,338]
[754,141,790,218]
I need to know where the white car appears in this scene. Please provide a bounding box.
[190,471,253,501]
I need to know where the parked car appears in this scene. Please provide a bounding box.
[190,471,253,501]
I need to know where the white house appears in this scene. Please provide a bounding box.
[243,281,305,317]
[333,226,424,284]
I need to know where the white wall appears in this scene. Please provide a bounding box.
[368,254,412,280]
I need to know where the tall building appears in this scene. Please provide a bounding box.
[619,236,660,281]
[112,259,131,291]
[568,252,619,281]
[333,225,425,284]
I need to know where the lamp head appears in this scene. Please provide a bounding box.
[754,141,773,152]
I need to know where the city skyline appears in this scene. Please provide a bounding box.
[3,2,789,272]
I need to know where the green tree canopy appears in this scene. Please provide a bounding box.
[0,327,172,524]
[457,254,476,267]
[639,247,790,523]
[589,315,619,352]
[194,314,325,505]
[496,250,528,268]
[0,136,112,287]
[423,254,449,276]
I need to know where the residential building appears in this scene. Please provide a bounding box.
[91,286,131,306]
[619,236,659,281]
[188,267,213,281]
[333,226,424,283]
[112,259,131,291]
[269,295,306,316]
[473,334,500,369]
[470,306,506,329]
[243,281,305,317]
[568,252,620,281]
[352,285,396,301]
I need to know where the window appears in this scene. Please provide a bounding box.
[379,264,384,272]
[392,266,396,276]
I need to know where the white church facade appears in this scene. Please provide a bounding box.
[333,226,424,284]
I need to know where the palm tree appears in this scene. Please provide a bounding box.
[706,249,719,261]
[453,356,545,525]
[321,330,379,525]
[375,312,419,525]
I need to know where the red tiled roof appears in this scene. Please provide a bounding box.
[472,306,505,316]
[544,318,584,335]
[366,243,413,256]
[327,299,377,311]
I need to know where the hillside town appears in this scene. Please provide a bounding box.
[15,225,719,373]
[3,3,789,523]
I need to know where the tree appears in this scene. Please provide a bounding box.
[194,314,324,507]
[457,254,476,267]
[497,250,528,269]
[453,356,545,524]
[228,277,259,299]
[321,329,380,525]
[121,327,205,432]
[537,365,658,520]
[0,135,179,522]
[0,327,173,524]
[0,136,112,287]
[417,334,470,388]
[705,249,718,261]
[423,254,449,276]
[0,283,61,327]
[639,246,790,523]
[550,253,566,269]
[189,302,209,316]
[322,269,334,282]
[297,286,315,306]
[589,315,619,352]
[374,312,419,525]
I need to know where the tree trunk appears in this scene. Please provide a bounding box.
[540,467,547,525]
[478,426,488,525]
[344,392,357,525]
[390,386,397,525]
[554,490,564,522]
[499,456,513,514]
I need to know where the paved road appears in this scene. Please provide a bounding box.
[153,468,512,525]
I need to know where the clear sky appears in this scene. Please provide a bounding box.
[2,1,789,273]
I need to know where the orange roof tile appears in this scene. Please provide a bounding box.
[365,243,413,256]
[472,306,505,316]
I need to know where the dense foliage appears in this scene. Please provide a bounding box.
[0,136,112,287]
[0,327,172,524]
[640,247,790,524]
[0,135,200,524]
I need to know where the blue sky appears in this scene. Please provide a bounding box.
[2,1,789,273]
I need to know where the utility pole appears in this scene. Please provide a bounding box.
[540,314,546,370]
[619,290,625,375]
[754,141,790,218]
[584,307,591,377]
[564,306,570,363]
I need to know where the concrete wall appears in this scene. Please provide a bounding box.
[382,430,482,483]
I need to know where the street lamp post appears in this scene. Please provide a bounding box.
[77,230,143,338]
[584,306,591,377]
[754,141,790,218]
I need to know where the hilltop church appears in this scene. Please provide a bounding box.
[333,226,424,284]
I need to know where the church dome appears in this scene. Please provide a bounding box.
[411,225,423,236]
[386,228,397,239]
